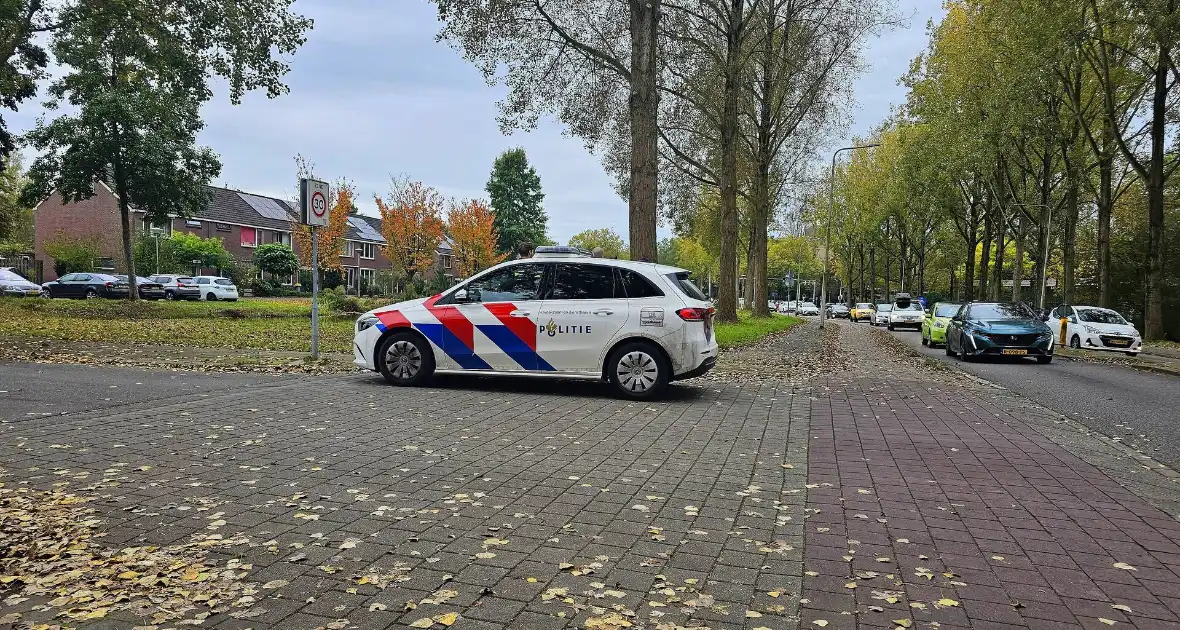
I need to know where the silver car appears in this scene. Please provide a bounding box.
[0,267,43,297]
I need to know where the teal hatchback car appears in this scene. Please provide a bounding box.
[945,302,1055,364]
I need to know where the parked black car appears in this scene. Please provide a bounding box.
[41,273,130,299]
[116,275,166,300]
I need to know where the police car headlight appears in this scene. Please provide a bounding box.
[356,315,380,332]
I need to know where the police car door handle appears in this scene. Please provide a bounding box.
[593,308,614,316]
[509,310,531,317]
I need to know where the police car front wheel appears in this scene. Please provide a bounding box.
[378,332,435,386]
[607,342,670,400]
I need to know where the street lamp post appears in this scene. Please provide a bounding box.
[150,226,164,275]
[820,143,880,329]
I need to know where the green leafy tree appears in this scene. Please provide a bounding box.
[0,0,51,169]
[19,0,311,299]
[569,228,628,259]
[43,231,101,276]
[132,232,178,275]
[171,232,231,271]
[0,153,32,247]
[486,148,547,254]
[253,243,299,278]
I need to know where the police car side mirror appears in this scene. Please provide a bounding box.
[454,288,471,302]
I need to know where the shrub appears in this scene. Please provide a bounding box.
[319,286,362,314]
[44,232,101,275]
[253,243,299,277]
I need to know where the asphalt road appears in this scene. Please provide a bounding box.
[878,322,1180,470]
[0,362,294,421]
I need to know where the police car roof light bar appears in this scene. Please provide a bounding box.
[533,246,592,258]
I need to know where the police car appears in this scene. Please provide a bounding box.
[353,247,719,399]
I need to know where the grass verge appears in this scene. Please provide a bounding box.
[714,311,803,349]
[0,297,356,354]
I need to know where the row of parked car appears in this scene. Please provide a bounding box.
[0,267,239,301]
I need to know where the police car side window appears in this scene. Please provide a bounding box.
[468,264,545,303]
[550,263,615,300]
[617,269,664,298]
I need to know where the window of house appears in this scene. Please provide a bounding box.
[359,242,375,259]
[359,267,375,288]
[241,227,257,248]
[344,266,358,288]
[272,231,291,246]
[442,254,452,269]
[185,220,202,228]
[215,223,231,232]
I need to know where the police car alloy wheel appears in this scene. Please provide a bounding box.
[379,332,435,386]
[608,341,669,399]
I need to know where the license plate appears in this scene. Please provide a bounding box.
[1002,349,1028,356]
[1108,339,1129,346]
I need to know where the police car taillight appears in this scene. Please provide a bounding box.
[677,307,713,321]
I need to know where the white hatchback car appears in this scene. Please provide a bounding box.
[193,276,239,301]
[353,247,719,399]
[1048,305,1142,356]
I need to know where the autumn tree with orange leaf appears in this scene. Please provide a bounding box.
[448,199,505,278]
[292,181,353,272]
[377,177,446,280]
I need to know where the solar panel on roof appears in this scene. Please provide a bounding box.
[348,216,385,242]
[238,192,292,221]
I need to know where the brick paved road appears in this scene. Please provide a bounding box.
[1,322,1179,630]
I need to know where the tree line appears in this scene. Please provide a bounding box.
[431,0,895,321]
[818,0,1178,340]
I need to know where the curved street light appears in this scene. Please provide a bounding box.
[820,143,880,329]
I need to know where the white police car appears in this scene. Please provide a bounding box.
[353,247,719,399]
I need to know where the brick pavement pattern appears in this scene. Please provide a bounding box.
[0,376,810,630]
[797,324,1180,630]
[1,320,1179,630]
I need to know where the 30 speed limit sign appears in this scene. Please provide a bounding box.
[300,178,330,227]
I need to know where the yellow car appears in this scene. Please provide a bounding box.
[850,302,875,322]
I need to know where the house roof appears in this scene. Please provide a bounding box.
[199,186,297,231]
[194,186,451,254]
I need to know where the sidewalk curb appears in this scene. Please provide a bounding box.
[1055,350,1180,378]
[875,328,1180,489]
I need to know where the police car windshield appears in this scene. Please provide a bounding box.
[668,272,707,301]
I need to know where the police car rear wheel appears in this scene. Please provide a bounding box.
[608,342,669,400]
[379,332,434,386]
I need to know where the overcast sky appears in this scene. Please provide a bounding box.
[10,1,946,244]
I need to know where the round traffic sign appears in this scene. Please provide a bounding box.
[311,191,327,217]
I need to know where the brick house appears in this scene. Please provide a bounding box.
[33,182,454,288]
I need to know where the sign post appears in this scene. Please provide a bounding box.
[300,178,330,360]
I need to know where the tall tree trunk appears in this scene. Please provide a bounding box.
[869,246,876,302]
[1143,43,1168,340]
[979,204,992,299]
[113,154,139,301]
[744,232,756,308]
[857,244,865,302]
[963,229,976,302]
[1096,137,1113,307]
[628,0,660,263]
[1062,174,1078,305]
[1012,213,1026,303]
[714,0,744,323]
[992,213,1005,301]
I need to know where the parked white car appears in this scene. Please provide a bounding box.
[352,246,719,399]
[797,302,820,316]
[194,276,239,302]
[1048,305,1141,356]
[888,302,924,330]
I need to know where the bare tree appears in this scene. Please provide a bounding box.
[431,0,661,261]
